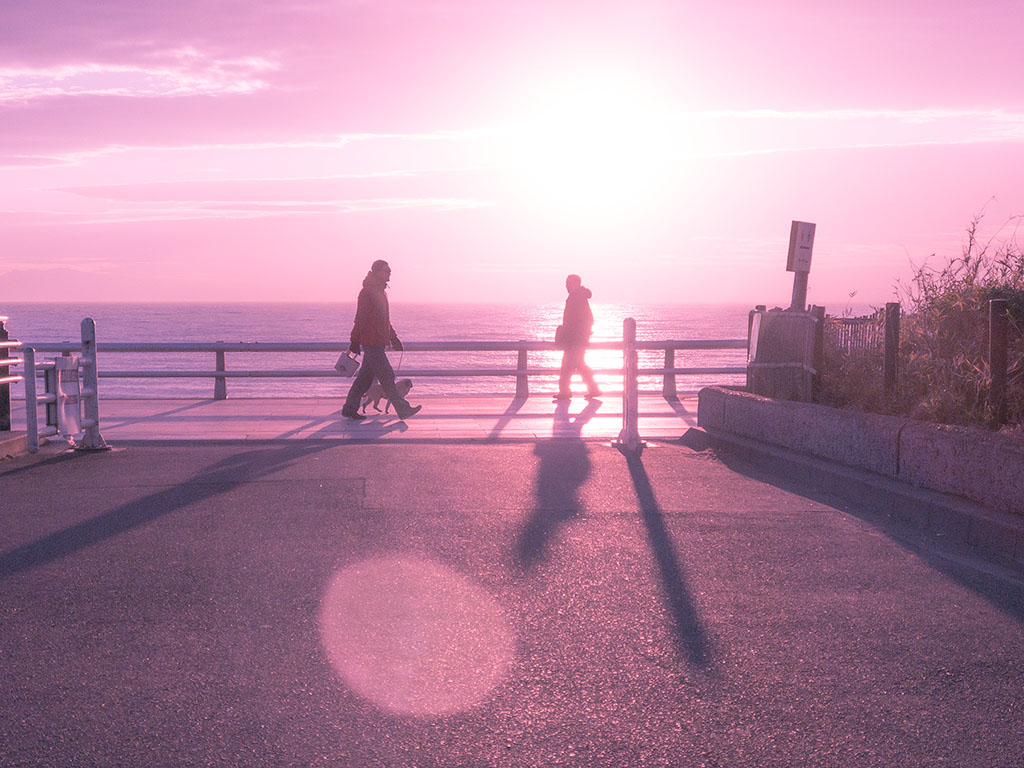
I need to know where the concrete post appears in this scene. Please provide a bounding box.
[989,298,1008,426]
[884,302,900,397]
[0,317,11,431]
[515,346,528,399]
[616,317,643,454]
[663,348,676,399]
[214,342,227,400]
[24,347,39,453]
[78,317,109,451]
[810,305,825,401]
[747,305,766,391]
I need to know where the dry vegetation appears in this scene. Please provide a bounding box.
[817,218,1024,429]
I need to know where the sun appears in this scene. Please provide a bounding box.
[499,70,686,220]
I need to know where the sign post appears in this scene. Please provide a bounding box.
[787,220,816,311]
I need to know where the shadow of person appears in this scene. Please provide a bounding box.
[515,399,601,569]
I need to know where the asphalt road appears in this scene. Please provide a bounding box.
[2,437,1023,767]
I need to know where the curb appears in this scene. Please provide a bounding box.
[0,431,27,459]
[700,426,1024,578]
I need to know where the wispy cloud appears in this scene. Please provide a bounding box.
[0,49,278,102]
[5,197,494,227]
[673,107,1024,156]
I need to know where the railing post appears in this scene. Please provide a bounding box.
[515,346,528,398]
[616,317,643,454]
[883,302,900,397]
[0,317,11,431]
[214,342,227,400]
[78,317,109,451]
[989,298,1008,426]
[662,348,676,399]
[24,347,39,453]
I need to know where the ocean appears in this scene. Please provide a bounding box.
[1,302,759,398]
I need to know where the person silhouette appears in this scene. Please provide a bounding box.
[555,274,601,401]
[341,260,422,420]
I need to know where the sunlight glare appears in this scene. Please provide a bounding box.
[503,71,684,220]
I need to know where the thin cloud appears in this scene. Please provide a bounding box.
[0,50,278,102]
[11,197,495,226]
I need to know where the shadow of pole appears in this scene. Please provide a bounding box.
[624,452,711,667]
[486,395,527,441]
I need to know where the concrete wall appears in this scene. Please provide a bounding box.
[697,387,1024,516]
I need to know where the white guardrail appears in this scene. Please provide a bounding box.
[11,317,748,454]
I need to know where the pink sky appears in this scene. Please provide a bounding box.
[2,0,1023,307]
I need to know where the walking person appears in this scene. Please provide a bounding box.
[342,260,422,420]
[555,274,601,401]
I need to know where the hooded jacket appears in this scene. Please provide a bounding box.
[350,271,397,347]
[561,284,594,346]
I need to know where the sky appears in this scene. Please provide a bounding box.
[2,0,1024,307]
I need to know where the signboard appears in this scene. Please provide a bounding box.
[786,220,816,272]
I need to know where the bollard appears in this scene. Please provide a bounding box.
[989,298,1008,426]
[615,317,643,454]
[77,317,109,451]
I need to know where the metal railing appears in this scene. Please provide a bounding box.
[23,337,748,400]
[17,317,747,454]
[1,316,24,432]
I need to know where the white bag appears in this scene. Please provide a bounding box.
[334,352,360,377]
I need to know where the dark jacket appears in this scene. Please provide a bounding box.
[561,285,594,346]
[350,271,396,347]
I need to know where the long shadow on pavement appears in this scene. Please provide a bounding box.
[0,443,334,581]
[515,400,600,567]
[624,452,712,668]
[486,395,526,440]
[698,430,1024,624]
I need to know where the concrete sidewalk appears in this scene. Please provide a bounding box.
[2,439,1023,766]
[10,393,698,443]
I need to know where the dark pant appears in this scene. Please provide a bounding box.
[344,346,411,411]
[558,345,598,395]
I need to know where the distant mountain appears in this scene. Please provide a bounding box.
[0,268,118,302]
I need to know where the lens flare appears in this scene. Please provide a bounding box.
[319,555,515,716]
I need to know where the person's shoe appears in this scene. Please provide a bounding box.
[396,404,422,420]
[341,406,366,420]
[553,393,571,401]
[587,387,602,399]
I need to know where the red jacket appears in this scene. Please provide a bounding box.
[350,272,396,346]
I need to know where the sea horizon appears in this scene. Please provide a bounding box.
[1,301,770,399]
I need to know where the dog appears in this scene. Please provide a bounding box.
[360,378,413,414]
